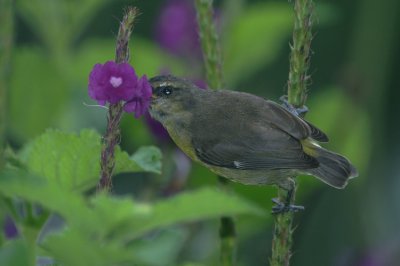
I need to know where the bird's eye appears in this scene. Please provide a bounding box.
[161,86,173,96]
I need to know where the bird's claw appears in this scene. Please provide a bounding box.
[271,198,305,214]
[279,95,308,117]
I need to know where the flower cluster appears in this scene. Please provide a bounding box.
[88,61,152,118]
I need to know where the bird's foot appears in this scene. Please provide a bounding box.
[271,198,305,214]
[279,95,308,117]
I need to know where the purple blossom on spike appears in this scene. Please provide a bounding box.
[88,61,138,104]
[124,75,152,118]
[88,61,152,118]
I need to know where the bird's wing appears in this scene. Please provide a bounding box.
[264,100,328,142]
[193,129,319,170]
[303,120,329,142]
[190,91,325,170]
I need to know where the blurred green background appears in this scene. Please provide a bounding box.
[1,0,400,265]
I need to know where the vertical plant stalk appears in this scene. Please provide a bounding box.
[195,0,223,90]
[0,0,13,169]
[194,1,235,265]
[270,187,297,266]
[287,0,314,108]
[271,1,314,266]
[97,7,138,193]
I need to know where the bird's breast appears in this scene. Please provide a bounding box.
[163,115,198,161]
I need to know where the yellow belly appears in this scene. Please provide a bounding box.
[164,122,198,161]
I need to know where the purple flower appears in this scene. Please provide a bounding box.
[3,216,18,239]
[124,75,152,118]
[88,61,138,105]
[88,61,152,118]
[155,0,201,58]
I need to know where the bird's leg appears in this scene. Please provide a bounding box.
[272,180,305,214]
[280,95,308,117]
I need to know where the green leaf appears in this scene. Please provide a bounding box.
[130,229,189,266]
[42,229,140,266]
[0,170,263,239]
[21,129,101,192]
[20,129,162,191]
[0,171,142,265]
[223,3,293,86]
[91,188,265,241]
[0,170,264,266]
[4,146,27,170]
[8,48,68,142]
[141,187,265,234]
[17,0,111,56]
[0,239,34,266]
[128,146,162,174]
[0,169,91,228]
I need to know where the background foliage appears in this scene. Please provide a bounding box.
[1,0,400,265]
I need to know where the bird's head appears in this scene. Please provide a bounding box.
[148,75,203,123]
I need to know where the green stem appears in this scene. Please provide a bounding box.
[115,7,137,64]
[0,0,13,169]
[195,0,224,90]
[270,187,296,266]
[194,1,235,265]
[287,0,314,108]
[271,0,314,265]
[97,7,137,193]
[97,102,124,192]
[219,216,236,266]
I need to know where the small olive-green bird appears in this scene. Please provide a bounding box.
[148,75,358,190]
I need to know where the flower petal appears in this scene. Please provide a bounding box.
[87,61,139,105]
[123,75,152,118]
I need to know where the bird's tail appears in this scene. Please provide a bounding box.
[302,141,358,189]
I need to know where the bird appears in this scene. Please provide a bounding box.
[148,75,358,194]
